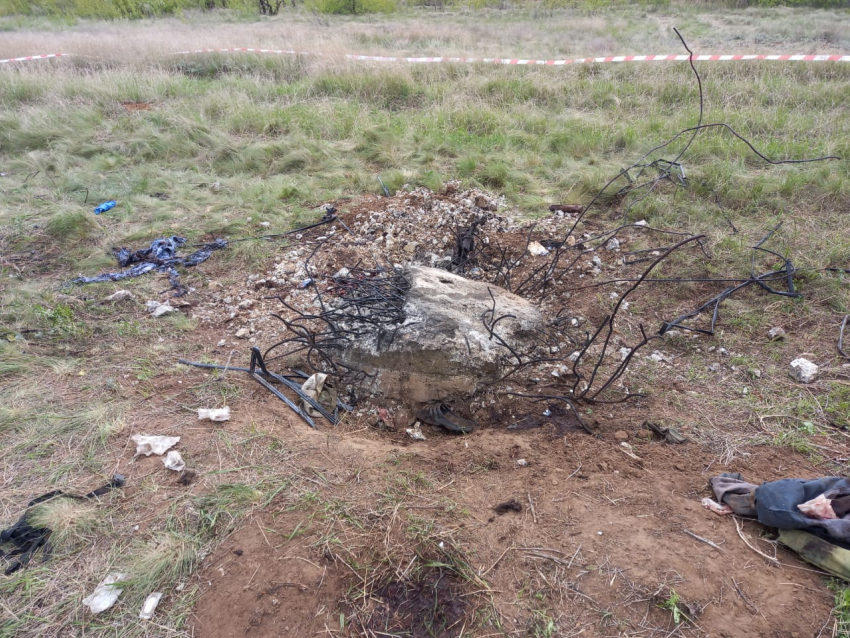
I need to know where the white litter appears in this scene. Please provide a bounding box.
[300,374,336,418]
[139,592,163,620]
[406,423,427,441]
[145,300,177,317]
[82,572,129,615]
[131,435,180,456]
[162,451,185,472]
[197,407,231,422]
[527,241,549,256]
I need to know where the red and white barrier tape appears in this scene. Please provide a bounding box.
[4,48,850,66]
[0,53,73,65]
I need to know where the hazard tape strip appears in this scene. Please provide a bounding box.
[4,49,850,66]
[0,53,73,65]
[175,48,850,64]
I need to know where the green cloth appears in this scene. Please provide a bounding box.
[779,529,850,581]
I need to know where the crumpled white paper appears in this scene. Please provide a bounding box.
[131,435,180,456]
[82,572,129,614]
[162,450,185,472]
[300,373,337,417]
[197,407,230,422]
[139,592,164,619]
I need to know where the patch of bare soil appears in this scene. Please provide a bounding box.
[190,409,833,638]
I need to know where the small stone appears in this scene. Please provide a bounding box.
[637,429,653,440]
[790,358,818,383]
[217,339,226,347]
[606,237,620,251]
[708,363,721,372]
[768,327,786,341]
[634,220,648,227]
[404,242,419,254]
[237,299,255,309]
[474,195,496,211]
[592,255,602,267]
[260,221,271,227]
[516,459,529,467]
[235,328,250,339]
[619,347,632,361]
[334,267,350,279]
[614,430,629,442]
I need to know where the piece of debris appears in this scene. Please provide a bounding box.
[177,470,197,486]
[548,204,583,214]
[131,435,180,456]
[619,347,632,361]
[643,421,688,444]
[516,459,529,467]
[216,339,226,347]
[0,476,125,575]
[701,497,733,516]
[620,442,641,460]
[104,290,134,303]
[93,200,116,215]
[527,241,550,256]
[492,499,523,515]
[606,237,621,251]
[300,373,337,418]
[406,423,426,441]
[235,328,250,339]
[163,451,185,472]
[475,195,497,211]
[83,572,129,614]
[69,235,228,297]
[139,592,163,620]
[197,407,230,422]
[790,358,818,383]
[146,300,177,317]
[768,326,786,341]
[708,472,850,578]
[416,403,475,434]
[376,408,396,430]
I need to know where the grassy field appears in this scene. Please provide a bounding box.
[2,4,850,637]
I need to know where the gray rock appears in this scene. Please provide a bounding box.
[341,266,544,402]
[768,326,786,341]
[790,358,818,383]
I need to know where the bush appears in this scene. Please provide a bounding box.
[303,0,396,13]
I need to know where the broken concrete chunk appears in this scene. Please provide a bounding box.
[131,435,180,456]
[82,572,129,615]
[790,358,818,383]
[139,592,163,620]
[198,407,231,422]
[341,267,544,402]
[163,450,185,472]
[104,290,134,302]
[527,241,549,256]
